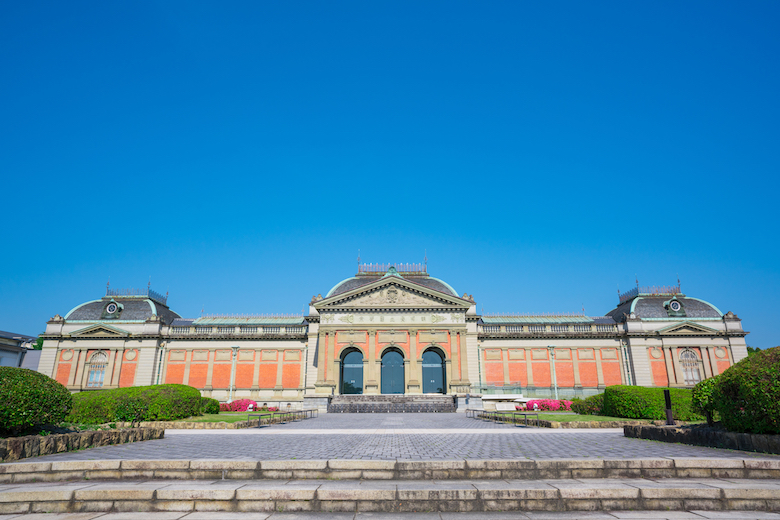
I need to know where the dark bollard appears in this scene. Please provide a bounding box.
[664,389,674,425]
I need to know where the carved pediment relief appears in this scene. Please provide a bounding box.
[316,276,470,311]
[657,322,719,336]
[70,324,129,337]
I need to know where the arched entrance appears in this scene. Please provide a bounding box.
[340,349,363,394]
[422,348,445,394]
[381,348,405,394]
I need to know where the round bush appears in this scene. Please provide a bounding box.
[712,346,780,434]
[201,397,220,414]
[68,384,203,424]
[571,393,604,415]
[692,376,720,426]
[0,367,72,436]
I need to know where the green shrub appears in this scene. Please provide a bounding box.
[68,384,202,424]
[712,346,780,434]
[0,367,73,436]
[692,376,720,426]
[571,393,604,415]
[602,385,703,421]
[201,397,220,414]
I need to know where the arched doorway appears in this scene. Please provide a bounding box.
[422,348,445,394]
[340,349,364,394]
[381,348,405,394]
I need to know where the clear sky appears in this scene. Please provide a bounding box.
[2,2,778,349]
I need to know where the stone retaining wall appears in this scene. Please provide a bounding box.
[2,458,779,483]
[111,420,261,429]
[625,424,780,455]
[0,428,164,463]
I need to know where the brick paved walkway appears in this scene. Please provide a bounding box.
[24,414,780,463]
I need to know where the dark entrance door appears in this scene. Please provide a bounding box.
[422,349,445,394]
[340,350,363,394]
[381,350,405,394]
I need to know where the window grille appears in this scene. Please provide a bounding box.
[240,326,258,334]
[86,351,108,388]
[506,325,523,333]
[195,326,212,334]
[217,326,234,334]
[263,326,280,334]
[680,349,702,386]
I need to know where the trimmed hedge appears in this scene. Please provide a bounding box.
[602,385,703,421]
[712,346,780,434]
[0,367,73,436]
[201,397,220,414]
[68,384,202,424]
[571,393,604,415]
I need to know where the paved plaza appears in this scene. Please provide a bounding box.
[27,414,780,462]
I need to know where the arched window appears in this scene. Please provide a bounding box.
[680,349,702,386]
[87,351,108,388]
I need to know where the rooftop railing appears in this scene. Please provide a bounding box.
[358,262,427,275]
[106,287,168,305]
[619,285,681,303]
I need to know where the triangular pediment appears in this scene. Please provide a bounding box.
[315,275,470,311]
[70,324,130,337]
[657,322,719,335]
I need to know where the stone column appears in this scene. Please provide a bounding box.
[408,329,420,392]
[326,332,337,385]
[595,348,605,389]
[251,349,261,398]
[701,348,713,379]
[275,351,285,390]
[68,348,81,387]
[444,359,452,393]
[663,345,675,386]
[572,348,581,388]
[205,350,215,390]
[182,350,192,386]
[366,330,378,394]
[502,349,510,386]
[74,349,87,389]
[451,331,461,383]
[709,346,720,376]
[525,347,534,388]
[404,358,411,393]
[315,331,326,386]
[671,347,685,386]
[104,350,117,389]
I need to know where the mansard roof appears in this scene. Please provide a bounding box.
[65,288,181,325]
[607,294,723,321]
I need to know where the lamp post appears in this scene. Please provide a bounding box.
[548,345,559,400]
[228,346,239,403]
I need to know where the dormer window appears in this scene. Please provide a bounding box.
[664,297,686,317]
[101,299,123,319]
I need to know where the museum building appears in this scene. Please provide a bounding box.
[37,264,749,405]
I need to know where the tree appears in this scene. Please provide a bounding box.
[34,336,43,350]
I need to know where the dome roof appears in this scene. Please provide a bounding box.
[65,296,181,325]
[607,295,722,321]
[326,272,459,298]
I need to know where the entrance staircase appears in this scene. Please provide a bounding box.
[328,394,456,413]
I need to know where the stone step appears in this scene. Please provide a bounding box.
[1,478,779,514]
[2,459,780,483]
[328,395,456,413]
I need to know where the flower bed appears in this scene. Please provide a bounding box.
[519,399,573,412]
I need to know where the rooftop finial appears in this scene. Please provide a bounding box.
[677,273,681,290]
[107,276,110,289]
[635,275,639,288]
[424,249,428,267]
[148,276,151,289]
[357,249,361,267]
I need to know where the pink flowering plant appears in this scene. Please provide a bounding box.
[525,399,573,412]
[219,399,258,412]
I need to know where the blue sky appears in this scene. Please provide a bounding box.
[2,2,778,348]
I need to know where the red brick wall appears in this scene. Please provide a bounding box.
[282,364,301,387]
[188,364,208,388]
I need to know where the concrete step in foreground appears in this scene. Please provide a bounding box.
[1,478,779,515]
